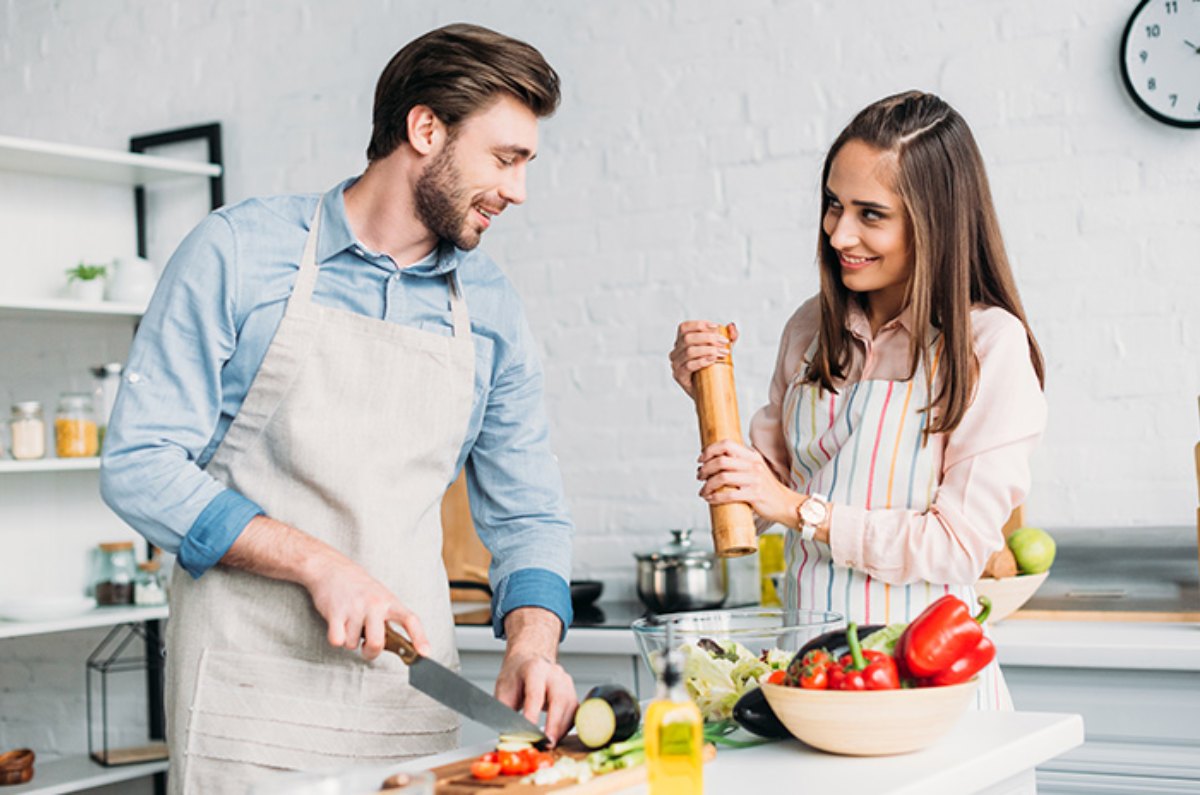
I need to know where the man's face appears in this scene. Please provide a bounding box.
[414,94,539,250]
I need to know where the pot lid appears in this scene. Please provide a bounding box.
[635,529,715,562]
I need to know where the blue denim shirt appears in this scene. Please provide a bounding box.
[100,178,573,637]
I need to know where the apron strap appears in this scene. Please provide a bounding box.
[287,199,324,310]
[448,270,470,339]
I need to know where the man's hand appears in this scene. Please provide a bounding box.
[494,607,577,746]
[222,515,432,661]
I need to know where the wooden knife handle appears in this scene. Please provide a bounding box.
[383,622,419,665]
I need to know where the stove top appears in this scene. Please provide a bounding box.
[453,600,653,629]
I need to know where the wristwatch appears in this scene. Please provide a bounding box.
[796,494,830,543]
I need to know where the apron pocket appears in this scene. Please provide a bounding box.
[186,648,459,772]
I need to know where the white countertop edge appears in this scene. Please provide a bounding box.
[458,620,1200,671]
[991,620,1200,671]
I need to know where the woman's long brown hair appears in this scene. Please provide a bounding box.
[804,91,1044,437]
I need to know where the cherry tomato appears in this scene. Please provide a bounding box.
[766,669,787,685]
[470,759,501,780]
[532,750,554,770]
[498,750,527,776]
[480,752,498,764]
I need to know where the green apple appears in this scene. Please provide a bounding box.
[1007,527,1056,574]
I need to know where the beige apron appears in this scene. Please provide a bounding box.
[780,335,1010,710]
[165,201,476,793]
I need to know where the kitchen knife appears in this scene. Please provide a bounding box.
[383,622,548,746]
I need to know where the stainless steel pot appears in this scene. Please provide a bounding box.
[635,529,727,612]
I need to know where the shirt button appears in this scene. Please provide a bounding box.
[126,372,142,384]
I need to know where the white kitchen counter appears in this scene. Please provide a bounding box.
[457,619,1200,671]
[316,710,1081,795]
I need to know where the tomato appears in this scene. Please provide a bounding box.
[480,752,498,764]
[532,750,554,770]
[766,669,787,685]
[470,759,501,780]
[498,750,528,776]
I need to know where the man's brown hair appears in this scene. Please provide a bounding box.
[367,23,561,161]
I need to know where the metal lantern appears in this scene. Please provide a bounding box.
[86,622,168,766]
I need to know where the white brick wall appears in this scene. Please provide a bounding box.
[2,0,1198,772]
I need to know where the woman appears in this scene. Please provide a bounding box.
[669,91,1046,709]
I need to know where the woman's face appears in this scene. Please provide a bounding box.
[822,139,913,320]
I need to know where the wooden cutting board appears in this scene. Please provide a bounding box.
[425,738,716,794]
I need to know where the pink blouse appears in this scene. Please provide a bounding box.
[748,298,1047,586]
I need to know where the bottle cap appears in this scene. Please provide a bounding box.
[137,560,160,572]
[99,541,135,553]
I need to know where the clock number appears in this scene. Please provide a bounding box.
[1148,77,1157,91]
[1139,49,1149,62]
[1165,0,1178,12]
[1169,94,1178,106]
[1145,23,1161,37]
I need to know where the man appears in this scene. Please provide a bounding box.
[100,24,576,792]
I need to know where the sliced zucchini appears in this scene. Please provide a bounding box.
[574,684,640,749]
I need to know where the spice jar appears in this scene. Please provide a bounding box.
[10,402,47,460]
[55,392,99,458]
[95,541,137,605]
[90,362,124,449]
[134,560,167,606]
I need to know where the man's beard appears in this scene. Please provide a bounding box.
[413,143,480,251]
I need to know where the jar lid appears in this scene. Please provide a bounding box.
[11,400,42,414]
[99,541,135,553]
[90,362,124,377]
[138,560,160,572]
[635,529,715,562]
[57,393,93,409]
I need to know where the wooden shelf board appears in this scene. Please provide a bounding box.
[2,753,167,795]
[0,605,168,640]
[0,133,220,186]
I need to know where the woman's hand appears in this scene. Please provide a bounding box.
[669,321,738,398]
[697,439,801,528]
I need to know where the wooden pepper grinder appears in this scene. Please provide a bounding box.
[692,324,757,558]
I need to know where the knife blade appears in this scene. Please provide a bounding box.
[383,622,548,746]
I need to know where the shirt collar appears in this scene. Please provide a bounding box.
[845,298,916,341]
[317,177,466,278]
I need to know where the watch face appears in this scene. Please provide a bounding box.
[800,497,827,525]
[1120,0,1200,128]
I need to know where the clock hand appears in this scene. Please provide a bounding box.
[1186,39,1200,53]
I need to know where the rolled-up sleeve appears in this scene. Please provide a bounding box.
[465,311,573,639]
[100,212,263,578]
[829,309,1047,585]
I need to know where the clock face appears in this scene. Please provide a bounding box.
[1120,0,1200,128]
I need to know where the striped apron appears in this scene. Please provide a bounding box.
[779,336,1009,710]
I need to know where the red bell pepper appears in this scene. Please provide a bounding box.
[900,595,992,678]
[828,622,900,691]
[928,635,996,686]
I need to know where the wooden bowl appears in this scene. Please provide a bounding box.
[974,571,1050,623]
[760,680,978,756]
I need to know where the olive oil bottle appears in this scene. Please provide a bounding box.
[645,624,703,794]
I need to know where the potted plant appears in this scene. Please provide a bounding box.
[65,261,109,302]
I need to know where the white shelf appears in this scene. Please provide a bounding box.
[0,458,101,474]
[3,754,167,795]
[0,298,145,320]
[0,133,220,186]
[0,605,168,640]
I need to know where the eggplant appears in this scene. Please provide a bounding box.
[784,624,886,684]
[732,686,789,739]
[574,684,641,749]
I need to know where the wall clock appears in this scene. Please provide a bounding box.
[1119,0,1200,128]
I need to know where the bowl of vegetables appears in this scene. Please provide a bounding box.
[757,596,995,755]
[630,608,843,722]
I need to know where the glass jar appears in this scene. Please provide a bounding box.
[10,401,47,460]
[95,541,137,605]
[134,560,167,606]
[55,392,99,458]
[90,362,124,450]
